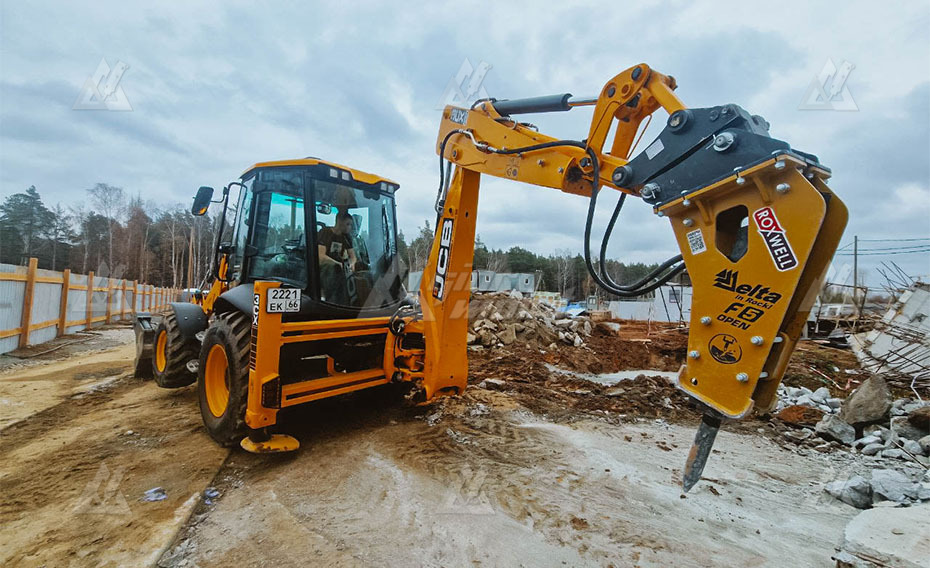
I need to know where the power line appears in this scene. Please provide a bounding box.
[836,248,930,256]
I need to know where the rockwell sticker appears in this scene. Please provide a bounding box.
[753,207,798,271]
[712,269,783,330]
[709,334,742,364]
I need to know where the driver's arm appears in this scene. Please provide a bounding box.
[347,247,357,270]
[318,244,338,266]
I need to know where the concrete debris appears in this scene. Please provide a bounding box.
[836,504,930,568]
[868,469,922,504]
[477,378,506,391]
[467,292,594,350]
[825,475,872,509]
[860,443,883,456]
[891,415,929,442]
[838,376,892,428]
[815,414,856,445]
[919,435,930,455]
[775,385,842,415]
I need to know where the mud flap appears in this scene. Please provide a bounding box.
[133,312,155,378]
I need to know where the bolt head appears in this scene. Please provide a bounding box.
[682,199,691,207]
[700,316,712,325]
[690,377,698,386]
[682,218,694,227]
[736,176,746,185]
[736,372,749,383]
[537,159,544,166]
[689,350,700,359]
[712,132,736,152]
[750,336,764,346]
[641,183,660,199]
[775,183,790,193]
[774,159,786,170]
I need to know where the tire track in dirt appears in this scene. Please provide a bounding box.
[1,364,229,567]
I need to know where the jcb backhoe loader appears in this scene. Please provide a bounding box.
[135,64,846,489]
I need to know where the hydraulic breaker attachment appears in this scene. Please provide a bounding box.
[133,312,155,378]
[663,154,848,487]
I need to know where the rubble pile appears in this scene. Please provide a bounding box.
[825,469,930,509]
[467,291,592,349]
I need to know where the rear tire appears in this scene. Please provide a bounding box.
[152,313,198,388]
[197,312,251,446]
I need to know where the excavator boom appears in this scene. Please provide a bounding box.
[412,63,847,489]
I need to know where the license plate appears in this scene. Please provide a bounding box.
[266,288,301,313]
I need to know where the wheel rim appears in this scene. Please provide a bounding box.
[155,330,168,373]
[204,344,230,418]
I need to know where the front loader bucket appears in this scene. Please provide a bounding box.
[133,312,155,379]
[660,154,847,418]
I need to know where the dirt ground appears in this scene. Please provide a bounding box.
[0,323,871,567]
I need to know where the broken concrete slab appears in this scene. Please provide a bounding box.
[825,475,872,509]
[815,414,856,445]
[870,469,916,504]
[891,415,929,442]
[837,503,930,568]
[839,376,892,428]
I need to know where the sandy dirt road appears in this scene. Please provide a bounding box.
[1,327,863,567]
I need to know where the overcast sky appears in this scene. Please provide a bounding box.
[1,1,928,287]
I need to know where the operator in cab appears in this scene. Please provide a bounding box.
[317,211,358,304]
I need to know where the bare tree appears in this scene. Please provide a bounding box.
[44,203,73,270]
[552,249,573,297]
[87,183,126,276]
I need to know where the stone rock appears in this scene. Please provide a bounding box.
[498,324,516,345]
[870,469,915,503]
[880,449,905,460]
[555,319,573,328]
[825,475,872,509]
[861,443,884,456]
[838,504,930,568]
[827,397,843,409]
[604,386,626,397]
[854,435,882,448]
[891,415,929,442]
[907,406,930,430]
[775,405,825,428]
[839,376,892,427]
[478,378,506,391]
[795,394,814,408]
[902,438,924,456]
[596,321,621,335]
[466,332,478,345]
[573,335,584,347]
[509,289,523,300]
[478,329,496,347]
[582,320,592,335]
[919,435,930,455]
[815,414,856,445]
[811,387,831,403]
[490,311,504,322]
[783,429,813,443]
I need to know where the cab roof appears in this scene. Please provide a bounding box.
[241,157,398,186]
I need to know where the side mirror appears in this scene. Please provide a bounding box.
[192,186,214,216]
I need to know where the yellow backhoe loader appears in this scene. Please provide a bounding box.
[134,63,846,490]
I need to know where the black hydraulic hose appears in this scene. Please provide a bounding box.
[437,129,683,297]
[597,192,685,291]
[581,147,686,297]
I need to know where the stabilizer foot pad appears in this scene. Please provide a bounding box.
[240,434,300,454]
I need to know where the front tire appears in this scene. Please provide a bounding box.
[198,312,251,446]
[152,313,198,388]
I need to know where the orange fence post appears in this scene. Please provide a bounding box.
[105,279,113,324]
[18,257,38,348]
[132,280,138,317]
[57,268,71,337]
[120,279,127,318]
[86,271,95,329]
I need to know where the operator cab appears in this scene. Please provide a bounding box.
[196,158,407,318]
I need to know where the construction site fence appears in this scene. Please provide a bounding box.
[0,257,180,355]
